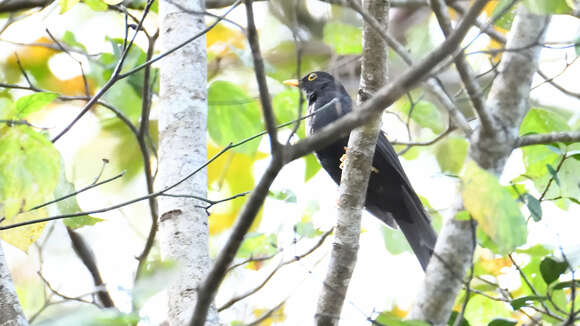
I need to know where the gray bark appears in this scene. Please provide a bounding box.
[315,0,388,324]
[157,0,217,324]
[409,6,550,325]
[0,243,29,326]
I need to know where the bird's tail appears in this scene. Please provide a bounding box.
[397,187,438,271]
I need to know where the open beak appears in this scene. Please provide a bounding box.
[283,79,299,88]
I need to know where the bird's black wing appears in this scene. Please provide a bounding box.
[369,131,437,270]
[373,132,430,223]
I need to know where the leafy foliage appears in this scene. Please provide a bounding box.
[208,80,263,154]
[322,22,362,55]
[461,161,527,254]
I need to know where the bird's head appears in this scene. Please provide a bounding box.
[283,71,338,99]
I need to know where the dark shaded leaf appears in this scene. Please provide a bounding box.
[510,295,546,310]
[448,311,470,326]
[546,163,560,186]
[524,193,542,222]
[487,318,516,326]
[539,257,568,284]
[553,279,580,290]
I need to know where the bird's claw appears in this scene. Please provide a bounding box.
[339,150,379,173]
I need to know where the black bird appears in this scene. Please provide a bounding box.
[284,71,437,270]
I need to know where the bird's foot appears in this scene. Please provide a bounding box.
[339,147,379,173]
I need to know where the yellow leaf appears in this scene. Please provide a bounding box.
[206,24,245,55]
[207,142,267,235]
[1,209,48,252]
[478,256,512,276]
[60,0,81,14]
[391,305,408,318]
[103,0,123,4]
[6,37,58,68]
[486,26,508,63]
[483,0,500,16]
[252,303,286,326]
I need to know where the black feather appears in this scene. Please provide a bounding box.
[296,71,437,270]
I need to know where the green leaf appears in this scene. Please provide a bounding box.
[524,193,542,222]
[487,318,517,326]
[520,108,570,135]
[435,137,468,174]
[461,161,527,254]
[516,244,551,257]
[454,210,471,221]
[77,119,143,181]
[304,153,321,181]
[519,107,570,194]
[54,165,103,229]
[376,311,430,326]
[382,225,410,255]
[237,233,277,259]
[0,126,60,218]
[84,0,108,10]
[464,295,512,325]
[553,279,580,290]
[35,307,139,326]
[293,221,323,238]
[448,311,470,326]
[397,98,444,134]
[59,0,80,13]
[539,257,568,284]
[105,37,149,97]
[62,31,87,51]
[208,81,263,154]
[323,22,362,55]
[268,189,296,203]
[546,163,560,186]
[273,88,302,125]
[14,92,58,117]
[523,0,572,14]
[510,295,547,310]
[491,0,517,29]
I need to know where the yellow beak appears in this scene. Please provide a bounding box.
[283,79,299,87]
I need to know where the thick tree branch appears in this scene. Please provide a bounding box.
[315,0,387,325]
[190,0,286,324]
[515,131,580,148]
[156,0,215,323]
[470,8,550,174]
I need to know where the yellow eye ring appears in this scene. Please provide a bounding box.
[307,73,318,81]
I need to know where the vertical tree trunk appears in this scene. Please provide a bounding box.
[409,6,550,325]
[157,0,217,324]
[315,0,388,324]
[0,243,29,326]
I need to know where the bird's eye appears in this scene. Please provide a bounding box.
[307,73,318,81]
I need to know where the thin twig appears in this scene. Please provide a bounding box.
[218,229,332,311]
